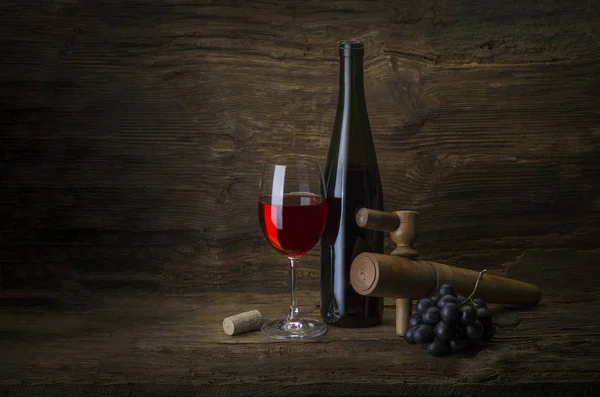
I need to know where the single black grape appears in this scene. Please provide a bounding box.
[430,295,439,304]
[459,305,477,324]
[404,325,418,344]
[457,294,466,302]
[435,321,456,341]
[426,338,451,356]
[408,313,424,328]
[422,307,442,325]
[413,324,435,344]
[465,320,484,339]
[449,338,470,354]
[437,294,457,308]
[454,325,467,340]
[441,302,460,322]
[416,298,436,314]
[477,307,492,320]
[479,315,493,329]
[480,319,496,341]
[473,298,488,309]
[482,325,496,341]
[438,284,457,298]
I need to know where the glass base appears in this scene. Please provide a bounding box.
[262,318,327,339]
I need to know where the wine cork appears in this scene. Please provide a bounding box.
[223,310,264,336]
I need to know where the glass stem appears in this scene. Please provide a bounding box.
[287,257,299,322]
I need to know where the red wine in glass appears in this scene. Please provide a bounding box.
[258,154,329,339]
[258,193,328,259]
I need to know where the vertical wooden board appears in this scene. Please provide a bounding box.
[0,0,599,296]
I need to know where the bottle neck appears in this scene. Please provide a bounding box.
[338,53,366,106]
[326,41,377,173]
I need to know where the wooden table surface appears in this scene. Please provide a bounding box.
[1,288,599,397]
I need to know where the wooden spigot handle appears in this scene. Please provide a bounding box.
[356,208,400,232]
[356,208,419,258]
[356,208,420,336]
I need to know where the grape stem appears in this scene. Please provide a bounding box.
[460,269,487,306]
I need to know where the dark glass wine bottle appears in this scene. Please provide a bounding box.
[320,40,384,328]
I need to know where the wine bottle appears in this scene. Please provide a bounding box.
[320,40,384,328]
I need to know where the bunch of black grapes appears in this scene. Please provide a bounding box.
[404,284,496,356]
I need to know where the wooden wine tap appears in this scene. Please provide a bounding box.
[351,208,542,337]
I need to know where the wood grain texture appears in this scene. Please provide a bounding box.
[0,291,599,396]
[1,0,600,393]
[2,0,599,297]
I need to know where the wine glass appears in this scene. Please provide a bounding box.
[258,154,328,339]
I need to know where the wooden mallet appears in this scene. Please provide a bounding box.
[350,208,542,336]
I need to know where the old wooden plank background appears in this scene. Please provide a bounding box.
[1,0,600,395]
[2,0,599,298]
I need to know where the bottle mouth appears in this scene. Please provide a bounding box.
[339,40,364,57]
